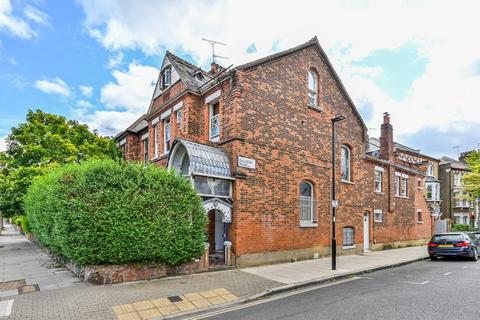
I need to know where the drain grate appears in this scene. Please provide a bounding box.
[167,295,183,303]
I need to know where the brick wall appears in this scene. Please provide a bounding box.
[115,41,432,266]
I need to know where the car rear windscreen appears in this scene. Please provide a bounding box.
[431,234,464,242]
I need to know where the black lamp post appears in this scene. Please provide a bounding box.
[331,114,346,270]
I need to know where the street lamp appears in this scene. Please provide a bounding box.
[331,114,346,271]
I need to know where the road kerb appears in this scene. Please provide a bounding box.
[164,255,428,320]
[244,255,429,302]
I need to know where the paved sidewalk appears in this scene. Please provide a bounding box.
[1,224,428,320]
[243,246,428,285]
[0,223,82,296]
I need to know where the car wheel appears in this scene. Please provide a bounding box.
[430,255,437,261]
[472,249,478,262]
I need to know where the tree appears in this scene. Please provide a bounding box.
[0,109,120,217]
[463,151,480,198]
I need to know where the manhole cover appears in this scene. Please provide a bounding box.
[0,279,26,291]
[167,295,183,303]
[18,284,40,295]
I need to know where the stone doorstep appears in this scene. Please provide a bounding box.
[112,287,239,320]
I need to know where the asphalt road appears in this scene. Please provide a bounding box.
[201,258,480,320]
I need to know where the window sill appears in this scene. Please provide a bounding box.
[342,245,356,249]
[374,220,383,223]
[417,221,424,224]
[308,104,323,112]
[300,222,318,228]
[341,180,355,185]
[395,195,409,199]
[374,192,385,196]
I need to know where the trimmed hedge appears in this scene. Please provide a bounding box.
[25,159,207,266]
[452,224,476,232]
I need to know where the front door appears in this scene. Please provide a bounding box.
[214,210,225,252]
[363,212,370,250]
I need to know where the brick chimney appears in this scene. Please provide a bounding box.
[380,112,394,161]
[209,62,224,76]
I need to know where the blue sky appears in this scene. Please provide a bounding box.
[1,0,479,158]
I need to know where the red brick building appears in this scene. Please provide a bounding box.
[115,37,434,267]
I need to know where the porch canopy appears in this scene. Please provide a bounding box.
[167,138,233,223]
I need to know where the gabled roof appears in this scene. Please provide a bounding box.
[166,51,212,92]
[236,36,367,138]
[114,114,148,140]
[440,156,470,170]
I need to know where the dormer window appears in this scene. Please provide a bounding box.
[161,66,171,89]
[194,71,204,81]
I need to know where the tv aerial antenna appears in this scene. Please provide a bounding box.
[202,38,228,64]
[453,145,462,158]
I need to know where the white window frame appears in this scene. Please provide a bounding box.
[417,209,423,223]
[163,120,171,154]
[153,123,159,158]
[427,163,434,176]
[454,173,461,186]
[143,138,149,166]
[374,167,383,193]
[308,70,318,107]
[401,176,408,197]
[341,146,351,182]
[209,101,220,142]
[161,66,171,89]
[374,209,383,223]
[300,181,317,227]
[176,109,183,130]
[343,227,355,247]
[395,172,408,197]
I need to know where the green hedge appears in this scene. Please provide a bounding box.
[451,224,476,232]
[14,215,30,233]
[25,159,207,266]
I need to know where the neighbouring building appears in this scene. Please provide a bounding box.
[115,37,434,267]
[365,113,437,249]
[439,153,478,227]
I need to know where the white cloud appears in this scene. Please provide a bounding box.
[107,52,123,68]
[34,77,71,96]
[78,0,480,155]
[24,5,48,25]
[79,85,93,97]
[72,63,157,136]
[100,63,158,113]
[0,0,36,38]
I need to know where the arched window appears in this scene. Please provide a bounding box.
[341,146,351,182]
[308,70,318,107]
[300,181,317,226]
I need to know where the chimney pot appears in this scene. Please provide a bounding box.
[383,112,390,124]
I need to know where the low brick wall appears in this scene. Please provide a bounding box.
[83,258,208,284]
[34,239,213,285]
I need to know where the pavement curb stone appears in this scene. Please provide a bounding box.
[165,255,428,320]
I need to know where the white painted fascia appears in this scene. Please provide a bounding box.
[173,101,184,111]
[205,89,221,104]
[161,109,172,120]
